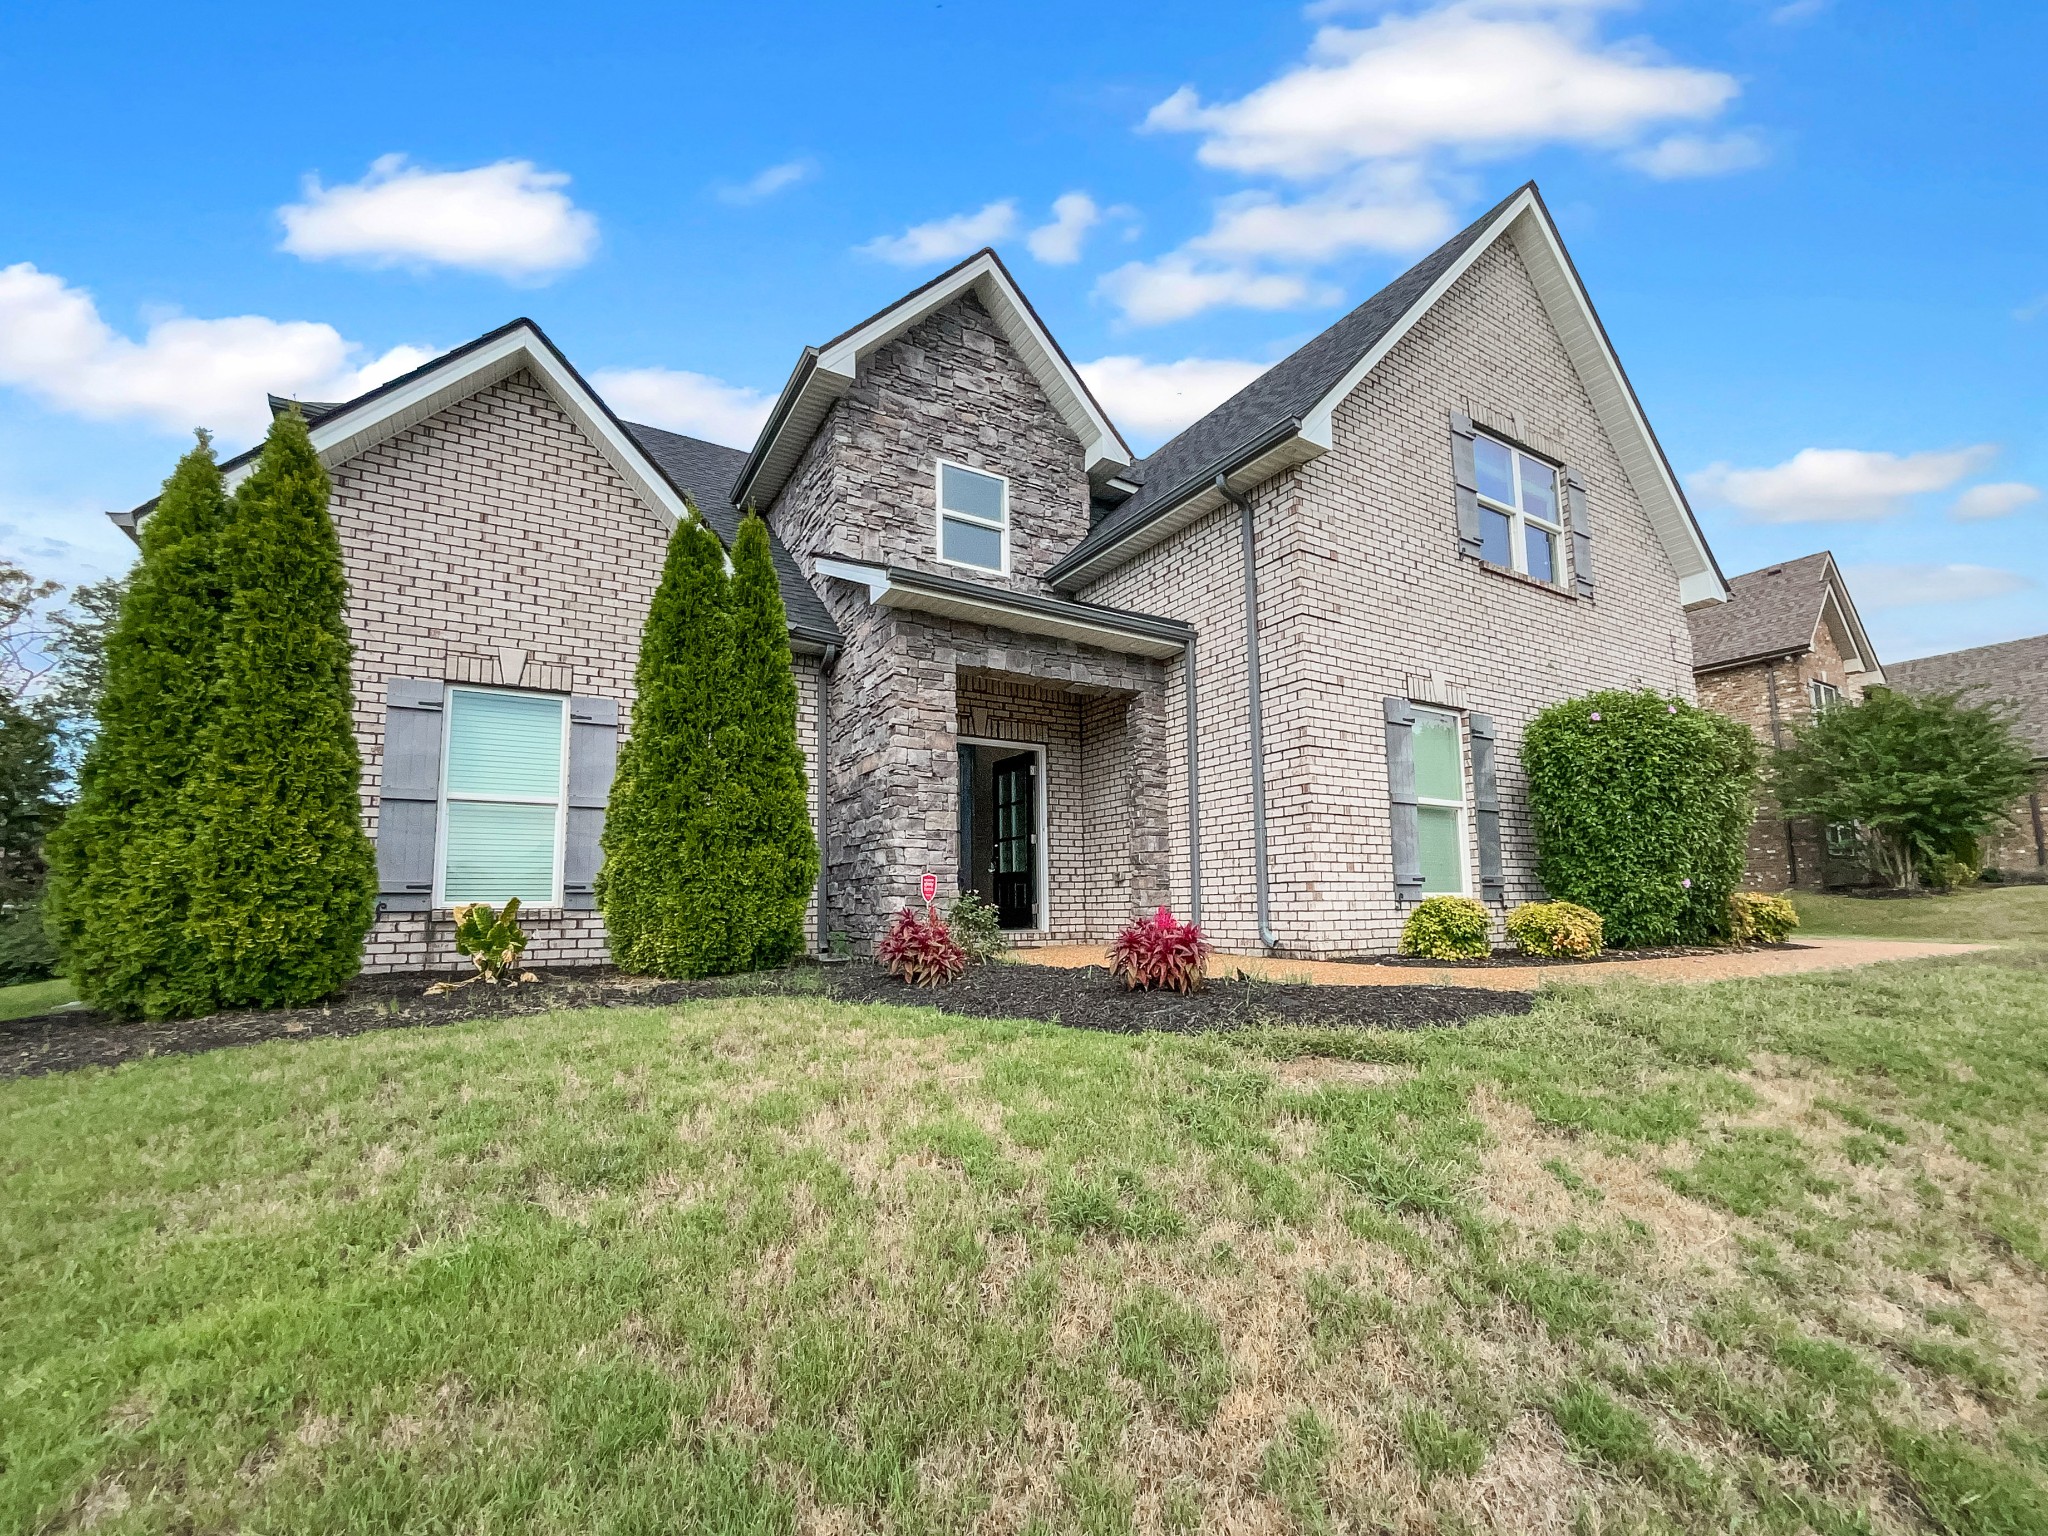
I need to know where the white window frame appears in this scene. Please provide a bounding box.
[433,685,570,909]
[1411,706,1471,897]
[1809,679,1842,715]
[959,735,1049,936]
[1473,431,1566,586]
[935,459,1010,576]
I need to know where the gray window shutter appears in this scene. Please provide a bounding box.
[564,696,619,910]
[1469,713,1505,904]
[378,679,444,912]
[1449,411,1483,559]
[1384,697,1425,905]
[1564,465,1594,598]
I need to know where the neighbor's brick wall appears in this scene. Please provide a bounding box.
[1086,235,1699,956]
[338,369,824,972]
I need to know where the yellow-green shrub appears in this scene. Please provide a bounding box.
[1729,891,1799,944]
[1505,900,1604,958]
[1399,896,1492,960]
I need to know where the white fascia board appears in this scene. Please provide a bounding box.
[1818,561,1881,676]
[233,325,697,532]
[1297,187,1728,607]
[812,556,892,601]
[812,556,1183,658]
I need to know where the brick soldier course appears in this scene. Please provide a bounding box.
[114,179,1741,969]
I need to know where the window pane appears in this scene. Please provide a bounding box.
[1417,806,1464,895]
[1519,455,1558,524]
[1412,710,1464,802]
[1526,527,1556,585]
[1481,506,1512,566]
[940,463,1005,524]
[941,515,1004,570]
[443,800,558,904]
[1474,435,1515,505]
[445,691,564,797]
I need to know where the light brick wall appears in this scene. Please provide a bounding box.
[1085,237,1699,955]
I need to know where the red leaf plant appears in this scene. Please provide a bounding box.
[1107,906,1212,993]
[876,905,969,987]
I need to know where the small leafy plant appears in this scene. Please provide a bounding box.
[1107,906,1211,993]
[1505,900,1604,958]
[1399,895,1492,960]
[876,905,969,987]
[1728,891,1800,944]
[427,899,534,993]
[946,891,1008,963]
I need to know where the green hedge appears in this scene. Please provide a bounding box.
[1523,690,1757,948]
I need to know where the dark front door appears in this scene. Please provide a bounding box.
[991,751,1037,929]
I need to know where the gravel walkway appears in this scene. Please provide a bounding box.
[1014,935,1987,991]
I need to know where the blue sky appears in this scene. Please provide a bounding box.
[1,0,2041,661]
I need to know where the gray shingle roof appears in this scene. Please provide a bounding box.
[1056,183,1531,573]
[1686,552,1836,671]
[1887,633,2048,758]
[620,420,841,647]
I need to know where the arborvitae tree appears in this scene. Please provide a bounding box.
[184,411,375,1008]
[44,435,230,1017]
[598,508,730,976]
[710,512,818,969]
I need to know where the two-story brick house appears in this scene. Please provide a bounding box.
[1688,552,1886,889]
[115,181,1731,967]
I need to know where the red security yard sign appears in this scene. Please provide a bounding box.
[920,872,939,905]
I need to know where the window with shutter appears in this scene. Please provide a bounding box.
[438,688,568,906]
[1411,708,1469,895]
[1383,698,1425,904]
[1472,431,1565,585]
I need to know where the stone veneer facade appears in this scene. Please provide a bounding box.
[1081,238,1699,956]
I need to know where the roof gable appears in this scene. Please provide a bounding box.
[1047,183,1727,606]
[733,249,1132,512]
[1686,551,1881,676]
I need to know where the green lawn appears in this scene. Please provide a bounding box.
[0,975,77,1021]
[1792,883,2048,944]
[5,953,2046,1533]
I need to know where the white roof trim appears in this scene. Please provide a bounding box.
[737,252,1132,511]
[1816,560,1884,682]
[1298,187,1728,607]
[237,323,697,532]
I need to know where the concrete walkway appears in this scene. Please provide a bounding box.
[1011,936,1986,991]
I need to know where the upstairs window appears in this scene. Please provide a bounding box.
[937,461,1008,574]
[1809,679,1842,714]
[1411,708,1468,895]
[438,688,567,906]
[1473,433,1564,585]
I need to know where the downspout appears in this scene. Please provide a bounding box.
[1183,634,1202,924]
[815,644,840,954]
[1764,659,1798,887]
[1215,474,1278,951]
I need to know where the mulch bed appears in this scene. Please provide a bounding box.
[1351,942,1816,969]
[1,961,1527,1081]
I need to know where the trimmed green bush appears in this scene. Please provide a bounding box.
[1505,900,1603,958]
[1399,895,1492,959]
[184,411,376,1009]
[1524,690,1757,948]
[1728,891,1799,945]
[44,434,232,1018]
[599,508,730,977]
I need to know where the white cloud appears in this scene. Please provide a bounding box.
[1692,445,1999,523]
[589,367,774,449]
[858,201,1018,266]
[1844,563,2033,609]
[1027,194,1104,265]
[1096,256,1338,327]
[278,154,599,281]
[1077,355,1270,443]
[1189,165,1456,263]
[717,159,815,205]
[1145,5,1739,179]
[1770,0,1828,22]
[2015,294,2048,323]
[1950,482,2041,521]
[1624,131,1769,179]
[0,261,434,442]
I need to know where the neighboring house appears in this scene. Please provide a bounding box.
[113,180,1729,968]
[1687,552,1885,889]
[1887,633,2048,875]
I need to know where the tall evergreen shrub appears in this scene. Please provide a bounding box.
[184,411,375,1007]
[711,513,818,969]
[44,435,231,1017]
[1523,689,1757,947]
[598,509,731,976]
